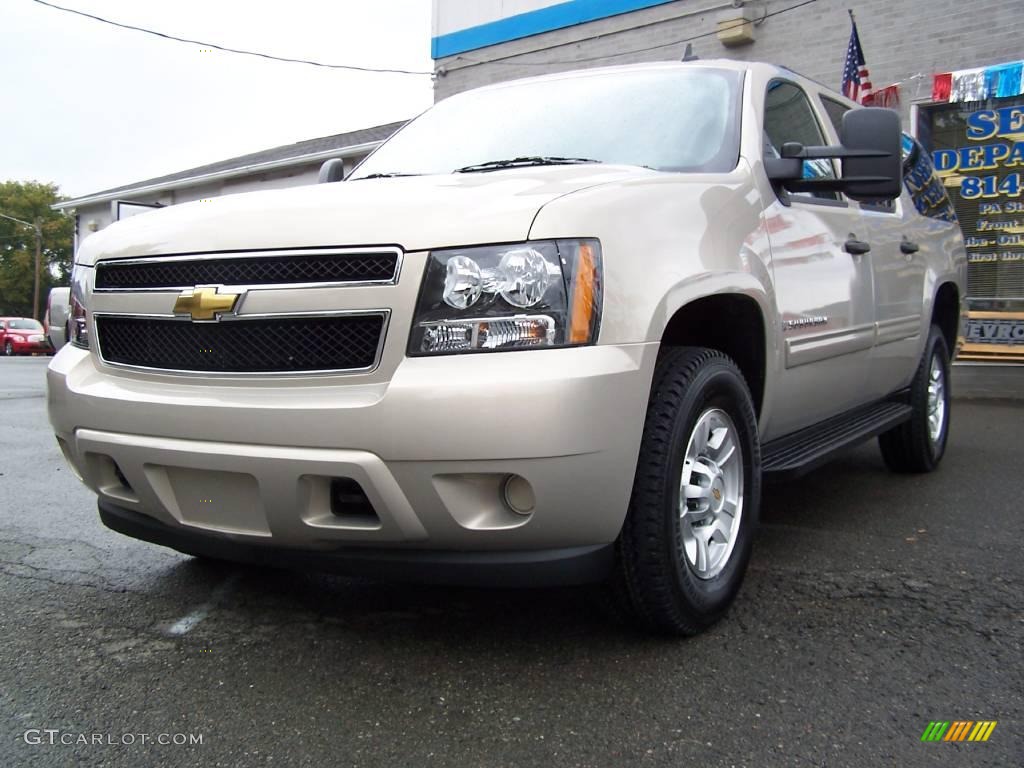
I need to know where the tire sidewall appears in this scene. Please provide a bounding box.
[923,330,951,465]
[661,362,760,616]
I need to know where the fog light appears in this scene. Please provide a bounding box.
[329,477,379,522]
[503,475,535,516]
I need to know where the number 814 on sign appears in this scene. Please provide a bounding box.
[961,173,1023,200]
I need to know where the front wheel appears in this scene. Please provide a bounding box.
[612,347,761,636]
[879,326,951,473]
[3,341,13,357]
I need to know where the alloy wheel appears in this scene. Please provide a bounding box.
[678,408,744,580]
[927,353,946,444]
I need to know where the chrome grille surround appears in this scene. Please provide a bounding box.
[94,246,403,292]
[89,246,400,376]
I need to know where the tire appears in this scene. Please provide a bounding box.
[612,347,761,636]
[878,325,951,473]
[3,341,13,357]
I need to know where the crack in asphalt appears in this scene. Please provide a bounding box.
[0,564,130,595]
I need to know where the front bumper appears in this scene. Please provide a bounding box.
[49,343,657,581]
[99,500,614,586]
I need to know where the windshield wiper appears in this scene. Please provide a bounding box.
[454,156,602,173]
[350,172,421,180]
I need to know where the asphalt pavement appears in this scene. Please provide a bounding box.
[1,355,1021,767]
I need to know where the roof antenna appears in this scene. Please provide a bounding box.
[681,43,699,62]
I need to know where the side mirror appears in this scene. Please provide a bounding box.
[839,108,902,201]
[765,107,902,203]
[318,158,346,184]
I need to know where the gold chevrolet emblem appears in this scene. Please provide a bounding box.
[173,287,241,321]
[712,488,722,501]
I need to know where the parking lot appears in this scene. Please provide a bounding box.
[1,355,1020,767]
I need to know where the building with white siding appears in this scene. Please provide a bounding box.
[54,121,404,252]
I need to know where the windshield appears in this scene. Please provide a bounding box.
[8,319,43,330]
[350,67,741,179]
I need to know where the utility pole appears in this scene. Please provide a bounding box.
[33,219,42,320]
[0,212,44,320]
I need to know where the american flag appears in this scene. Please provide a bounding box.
[841,13,873,105]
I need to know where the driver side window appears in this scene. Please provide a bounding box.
[764,80,840,201]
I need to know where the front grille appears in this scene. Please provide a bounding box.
[95,314,386,373]
[95,250,399,290]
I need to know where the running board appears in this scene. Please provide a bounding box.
[762,400,912,480]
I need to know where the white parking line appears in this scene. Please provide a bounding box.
[164,572,240,636]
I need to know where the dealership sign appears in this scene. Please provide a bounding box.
[965,317,1024,344]
[931,104,1024,268]
[932,105,1024,207]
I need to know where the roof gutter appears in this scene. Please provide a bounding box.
[52,140,384,211]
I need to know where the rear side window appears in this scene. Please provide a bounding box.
[901,134,958,222]
[764,81,839,201]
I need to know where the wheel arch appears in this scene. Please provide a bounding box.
[659,292,768,417]
[931,281,960,355]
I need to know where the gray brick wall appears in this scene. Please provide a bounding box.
[433,0,1022,127]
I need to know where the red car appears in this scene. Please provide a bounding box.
[1,317,54,356]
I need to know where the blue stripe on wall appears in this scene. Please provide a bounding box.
[432,0,679,59]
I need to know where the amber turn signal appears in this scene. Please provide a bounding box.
[568,242,599,344]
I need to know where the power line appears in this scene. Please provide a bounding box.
[450,0,819,69]
[29,0,434,76]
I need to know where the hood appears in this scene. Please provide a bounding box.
[76,165,654,265]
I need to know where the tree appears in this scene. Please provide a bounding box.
[0,181,74,319]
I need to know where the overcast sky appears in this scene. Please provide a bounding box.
[0,0,434,197]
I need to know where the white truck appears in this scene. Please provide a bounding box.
[49,60,965,635]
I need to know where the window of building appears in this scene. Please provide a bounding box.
[918,97,1024,310]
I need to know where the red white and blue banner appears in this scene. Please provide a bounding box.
[933,61,1024,103]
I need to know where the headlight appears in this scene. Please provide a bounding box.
[29,334,45,342]
[409,240,602,355]
[70,263,91,349]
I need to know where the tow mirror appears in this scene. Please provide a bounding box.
[839,108,902,201]
[318,158,346,184]
[765,107,902,203]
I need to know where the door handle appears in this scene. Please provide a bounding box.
[900,240,920,255]
[844,238,871,255]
